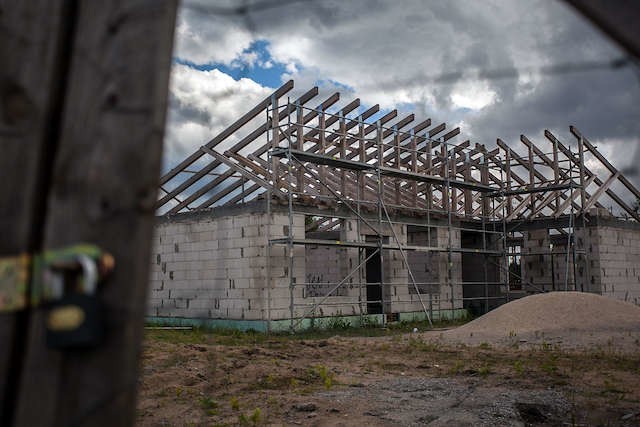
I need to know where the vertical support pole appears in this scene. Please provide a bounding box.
[564,150,573,291]
[319,107,326,197]
[577,136,588,292]
[505,146,513,217]
[270,94,280,189]
[445,143,454,314]
[285,98,295,332]
[552,136,560,211]
[295,100,304,195]
[356,170,363,320]
[441,144,448,212]
[339,111,346,197]
[410,129,418,207]
[463,152,472,216]
[266,149,273,332]
[577,137,587,212]
[481,152,490,216]
[358,115,366,200]
[426,136,433,210]
[394,126,401,206]
[450,150,458,214]
[376,121,386,324]
[528,141,535,215]
[500,164,510,303]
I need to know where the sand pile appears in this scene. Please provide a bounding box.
[439,292,640,350]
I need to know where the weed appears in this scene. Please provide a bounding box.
[230,396,240,411]
[239,408,262,426]
[513,360,524,375]
[478,342,491,350]
[327,317,351,330]
[448,360,464,374]
[199,396,219,416]
[360,316,380,328]
[478,365,492,378]
[304,364,335,389]
[316,364,334,389]
[540,359,558,374]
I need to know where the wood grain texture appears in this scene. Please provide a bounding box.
[0,1,71,422]
[11,1,177,426]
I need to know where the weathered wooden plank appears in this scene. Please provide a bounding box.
[13,2,177,426]
[0,1,74,423]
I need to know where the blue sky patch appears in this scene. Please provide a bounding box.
[175,39,289,88]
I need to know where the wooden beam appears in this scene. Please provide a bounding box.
[157,86,318,210]
[583,172,620,212]
[570,125,640,201]
[160,79,294,185]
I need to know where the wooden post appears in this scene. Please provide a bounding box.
[0,2,177,426]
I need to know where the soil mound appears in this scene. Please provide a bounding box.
[440,292,640,349]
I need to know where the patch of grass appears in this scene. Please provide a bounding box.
[602,379,626,396]
[407,336,441,353]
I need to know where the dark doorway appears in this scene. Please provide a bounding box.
[365,247,383,314]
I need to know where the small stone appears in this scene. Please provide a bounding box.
[294,402,318,412]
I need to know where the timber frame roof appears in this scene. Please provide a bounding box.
[158,80,640,222]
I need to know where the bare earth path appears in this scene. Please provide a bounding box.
[138,293,640,426]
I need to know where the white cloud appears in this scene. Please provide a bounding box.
[163,64,272,169]
[173,6,253,64]
[450,80,498,110]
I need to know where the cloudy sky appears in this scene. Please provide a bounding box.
[163,0,640,208]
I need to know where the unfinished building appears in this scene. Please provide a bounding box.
[147,80,640,331]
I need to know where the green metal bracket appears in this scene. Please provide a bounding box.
[0,244,113,313]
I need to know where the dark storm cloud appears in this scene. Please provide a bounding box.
[169,0,640,185]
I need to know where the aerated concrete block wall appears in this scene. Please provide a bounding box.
[148,207,305,323]
[589,221,640,305]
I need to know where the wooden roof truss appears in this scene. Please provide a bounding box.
[158,81,640,224]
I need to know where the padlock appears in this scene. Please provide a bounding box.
[45,255,105,349]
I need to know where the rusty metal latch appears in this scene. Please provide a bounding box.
[0,244,114,313]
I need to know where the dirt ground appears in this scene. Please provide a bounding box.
[137,325,640,426]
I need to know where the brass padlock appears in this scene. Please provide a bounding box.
[45,255,104,349]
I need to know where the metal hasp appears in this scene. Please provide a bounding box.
[0,244,114,313]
